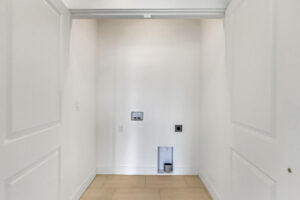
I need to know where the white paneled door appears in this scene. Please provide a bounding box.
[0,0,70,199]
[226,0,300,199]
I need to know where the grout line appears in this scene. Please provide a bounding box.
[111,188,117,200]
[183,176,189,187]
[159,188,162,200]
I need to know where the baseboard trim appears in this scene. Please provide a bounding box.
[69,169,96,200]
[97,166,198,175]
[199,172,222,200]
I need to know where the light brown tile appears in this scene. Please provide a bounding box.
[112,188,160,200]
[184,175,205,188]
[80,188,114,200]
[88,175,108,188]
[160,188,212,200]
[102,175,146,188]
[145,175,188,188]
[81,175,212,200]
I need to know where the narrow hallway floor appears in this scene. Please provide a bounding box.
[80,175,212,200]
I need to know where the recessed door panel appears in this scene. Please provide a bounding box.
[231,151,275,200]
[230,0,275,136]
[6,151,60,200]
[9,0,62,138]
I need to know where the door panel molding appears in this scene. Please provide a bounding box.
[229,0,277,138]
[44,0,63,17]
[231,149,276,200]
[4,0,65,140]
[5,148,61,200]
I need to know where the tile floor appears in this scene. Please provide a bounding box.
[80,175,212,200]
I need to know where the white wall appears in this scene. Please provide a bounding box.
[63,0,229,9]
[96,19,202,175]
[197,20,230,200]
[61,20,98,200]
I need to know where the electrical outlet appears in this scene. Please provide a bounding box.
[175,125,183,133]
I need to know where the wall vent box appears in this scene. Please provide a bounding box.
[175,125,183,132]
[158,146,173,173]
[131,112,143,121]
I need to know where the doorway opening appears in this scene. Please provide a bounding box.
[69,18,228,200]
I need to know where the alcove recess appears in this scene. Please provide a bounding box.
[158,146,173,173]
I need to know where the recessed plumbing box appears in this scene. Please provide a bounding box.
[158,146,173,173]
[131,111,143,121]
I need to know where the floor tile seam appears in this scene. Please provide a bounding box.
[111,188,117,200]
[159,188,162,200]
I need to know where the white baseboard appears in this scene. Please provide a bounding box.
[97,166,198,175]
[97,166,114,174]
[199,172,222,200]
[69,169,96,200]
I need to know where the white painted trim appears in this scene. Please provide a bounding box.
[199,172,222,200]
[69,169,96,200]
[97,166,114,175]
[70,8,225,19]
[97,166,198,175]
